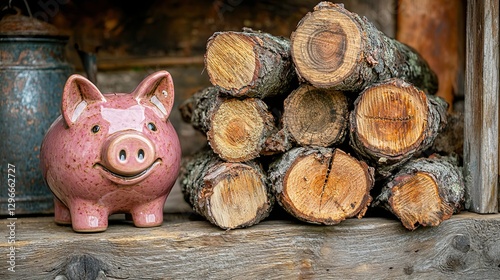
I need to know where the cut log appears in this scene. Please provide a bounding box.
[180,149,273,229]
[349,78,448,177]
[282,84,349,147]
[374,156,465,230]
[291,2,438,94]
[178,87,278,161]
[268,147,374,225]
[205,28,297,98]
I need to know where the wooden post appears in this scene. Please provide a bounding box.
[464,0,499,213]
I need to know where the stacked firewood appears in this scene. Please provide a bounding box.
[179,2,465,230]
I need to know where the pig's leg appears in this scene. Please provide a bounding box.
[69,200,109,232]
[54,197,71,225]
[130,196,166,227]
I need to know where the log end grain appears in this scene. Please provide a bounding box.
[283,84,348,147]
[375,156,465,230]
[206,32,257,92]
[270,147,374,225]
[291,2,438,94]
[350,78,448,176]
[291,3,361,88]
[353,79,428,157]
[203,163,273,229]
[205,29,296,98]
[181,149,273,230]
[388,172,455,230]
[207,98,275,162]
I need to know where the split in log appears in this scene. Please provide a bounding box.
[291,2,438,94]
[282,84,349,147]
[180,149,273,229]
[179,87,278,162]
[349,78,448,177]
[205,28,297,98]
[374,156,465,230]
[268,147,374,225]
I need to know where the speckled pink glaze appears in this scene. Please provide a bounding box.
[40,71,181,232]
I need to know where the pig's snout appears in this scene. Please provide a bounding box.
[101,132,156,176]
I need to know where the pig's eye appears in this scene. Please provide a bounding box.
[91,125,100,134]
[147,122,157,132]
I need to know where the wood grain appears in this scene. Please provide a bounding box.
[464,0,499,213]
[291,2,437,94]
[349,78,448,177]
[1,213,499,279]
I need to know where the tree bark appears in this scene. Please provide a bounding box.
[282,84,349,147]
[430,111,464,159]
[291,2,438,94]
[349,78,448,177]
[268,147,374,225]
[179,87,279,162]
[205,28,298,98]
[374,155,465,230]
[180,148,274,230]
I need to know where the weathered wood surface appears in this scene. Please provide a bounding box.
[464,0,499,213]
[1,213,499,279]
[291,2,438,94]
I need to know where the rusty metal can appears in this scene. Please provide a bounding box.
[0,12,73,214]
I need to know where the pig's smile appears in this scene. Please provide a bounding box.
[94,159,162,186]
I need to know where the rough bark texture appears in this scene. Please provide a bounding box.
[374,156,465,230]
[291,2,438,94]
[349,78,448,177]
[180,149,273,229]
[268,147,374,225]
[430,112,464,159]
[179,87,278,161]
[179,87,220,133]
[205,28,298,98]
[282,84,349,147]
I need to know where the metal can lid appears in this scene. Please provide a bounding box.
[0,9,66,37]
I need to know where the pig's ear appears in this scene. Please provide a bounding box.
[133,71,175,118]
[62,74,106,127]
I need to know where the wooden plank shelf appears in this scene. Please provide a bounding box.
[2,212,499,279]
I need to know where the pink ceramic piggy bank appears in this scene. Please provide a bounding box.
[40,71,181,232]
